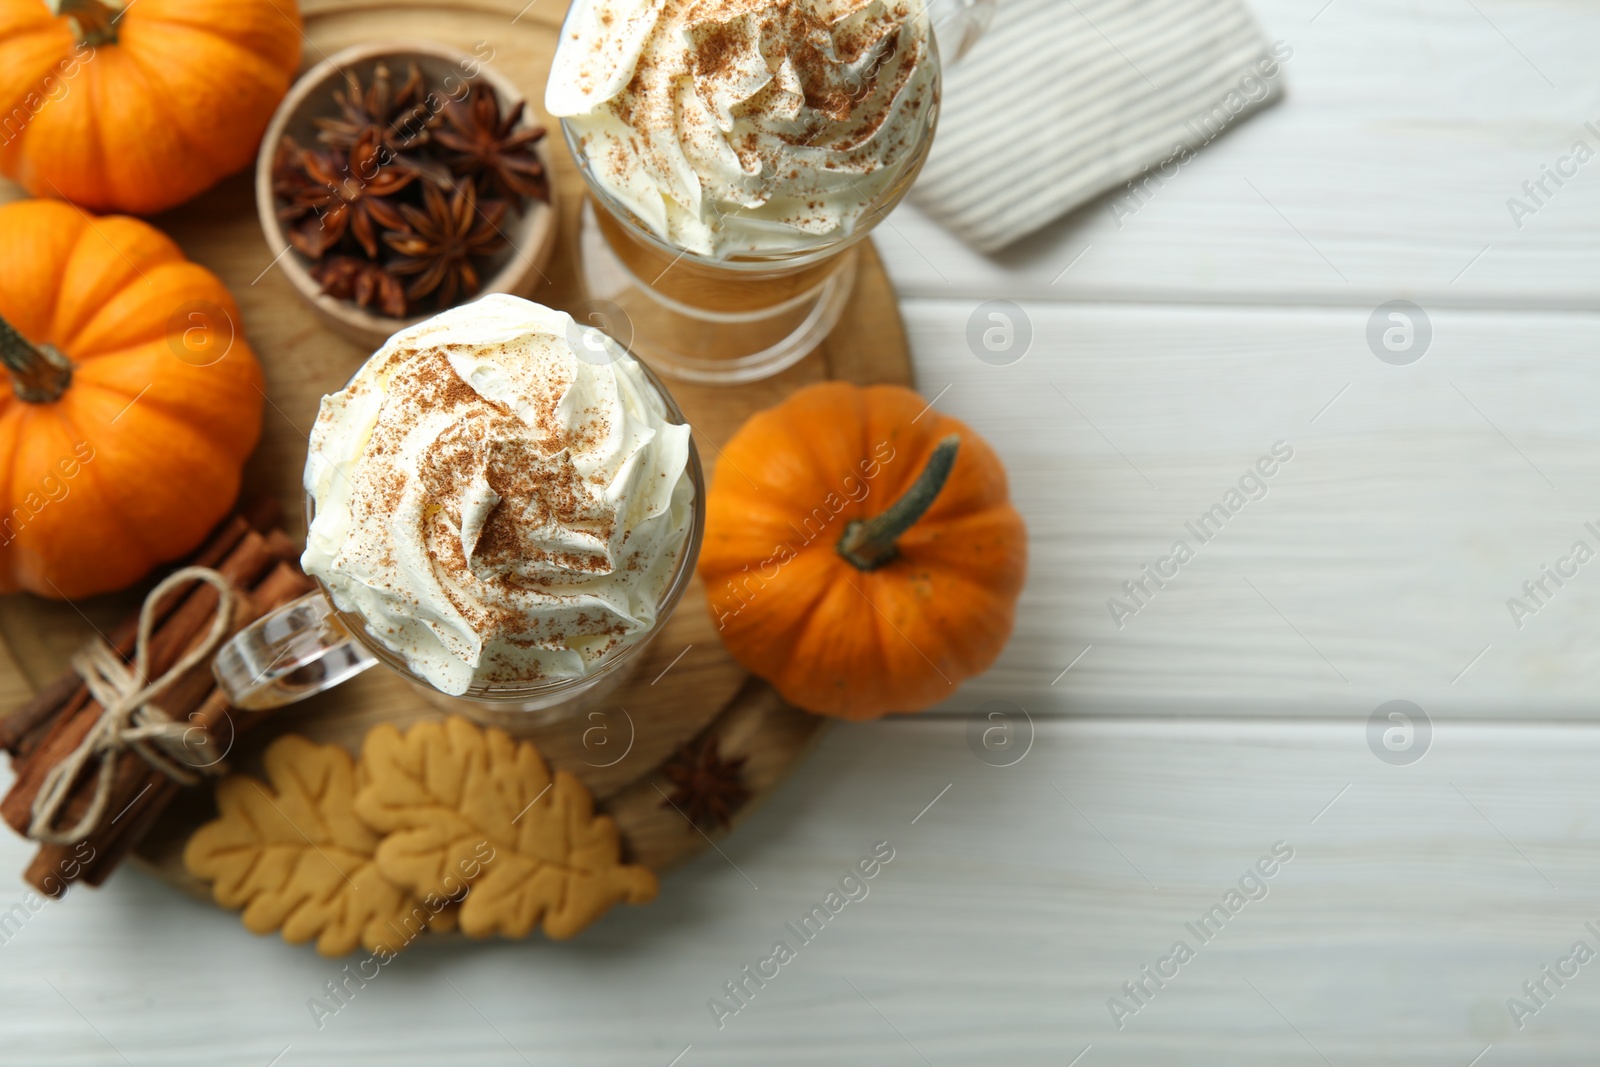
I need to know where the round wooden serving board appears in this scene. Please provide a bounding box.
[0,0,913,897]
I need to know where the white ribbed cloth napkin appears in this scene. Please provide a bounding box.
[911,0,1284,252]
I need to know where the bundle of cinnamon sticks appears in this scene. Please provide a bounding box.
[0,501,315,896]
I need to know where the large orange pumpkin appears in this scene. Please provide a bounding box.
[0,198,264,598]
[0,0,301,214]
[698,383,1027,720]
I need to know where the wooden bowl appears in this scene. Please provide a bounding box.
[254,41,558,350]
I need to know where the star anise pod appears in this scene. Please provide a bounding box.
[660,738,750,832]
[311,256,408,318]
[382,181,508,307]
[270,136,329,224]
[316,60,431,156]
[431,85,549,207]
[287,128,415,259]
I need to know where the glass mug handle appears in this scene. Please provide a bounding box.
[928,0,997,64]
[212,592,378,710]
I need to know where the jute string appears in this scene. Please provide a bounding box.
[28,567,236,845]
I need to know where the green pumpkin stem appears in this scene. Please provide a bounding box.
[836,434,960,572]
[0,314,73,404]
[51,0,122,46]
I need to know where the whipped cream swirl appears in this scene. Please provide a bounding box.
[302,294,694,696]
[547,0,938,258]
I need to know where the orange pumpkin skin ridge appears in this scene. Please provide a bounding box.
[698,382,1028,720]
[0,0,302,214]
[0,199,264,599]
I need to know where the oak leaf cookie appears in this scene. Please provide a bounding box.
[183,735,449,956]
[353,716,658,939]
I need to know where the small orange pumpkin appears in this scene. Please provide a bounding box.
[0,198,264,599]
[0,0,302,214]
[698,382,1027,720]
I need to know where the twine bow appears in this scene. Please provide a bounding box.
[28,567,238,845]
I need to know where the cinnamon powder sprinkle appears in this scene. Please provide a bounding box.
[560,0,935,252]
[327,337,683,685]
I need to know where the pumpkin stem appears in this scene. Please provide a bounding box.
[0,314,73,404]
[836,434,960,571]
[51,0,123,46]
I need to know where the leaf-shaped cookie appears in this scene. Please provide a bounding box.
[354,716,658,939]
[184,735,448,956]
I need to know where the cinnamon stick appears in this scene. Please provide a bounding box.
[1,528,281,836]
[4,541,273,841]
[43,596,272,853]
[263,528,299,563]
[3,524,268,825]
[0,514,256,758]
[0,500,305,895]
[22,836,98,898]
[32,561,316,895]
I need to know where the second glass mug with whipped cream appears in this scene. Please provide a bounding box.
[211,294,705,726]
[547,0,946,384]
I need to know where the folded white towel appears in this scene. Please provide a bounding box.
[911,0,1286,252]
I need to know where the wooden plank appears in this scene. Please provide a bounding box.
[3,718,1598,1064]
[883,0,1600,310]
[900,301,1600,719]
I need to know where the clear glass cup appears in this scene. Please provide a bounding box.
[212,348,704,726]
[562,25,943,385]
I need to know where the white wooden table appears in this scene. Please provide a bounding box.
[6,0,1600,1062]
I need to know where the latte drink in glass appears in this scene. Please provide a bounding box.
[213,294,704,725]
[547,0,940,383]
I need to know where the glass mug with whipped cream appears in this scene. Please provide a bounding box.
[212,294,704,724]
[547,0,942,384]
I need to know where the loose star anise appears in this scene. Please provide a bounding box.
[316,60,431,156]
[311,256,408,318]
[382,181,508,307]
[660,738,750,832]
[287,128,415,259]
[431,85,549,207]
